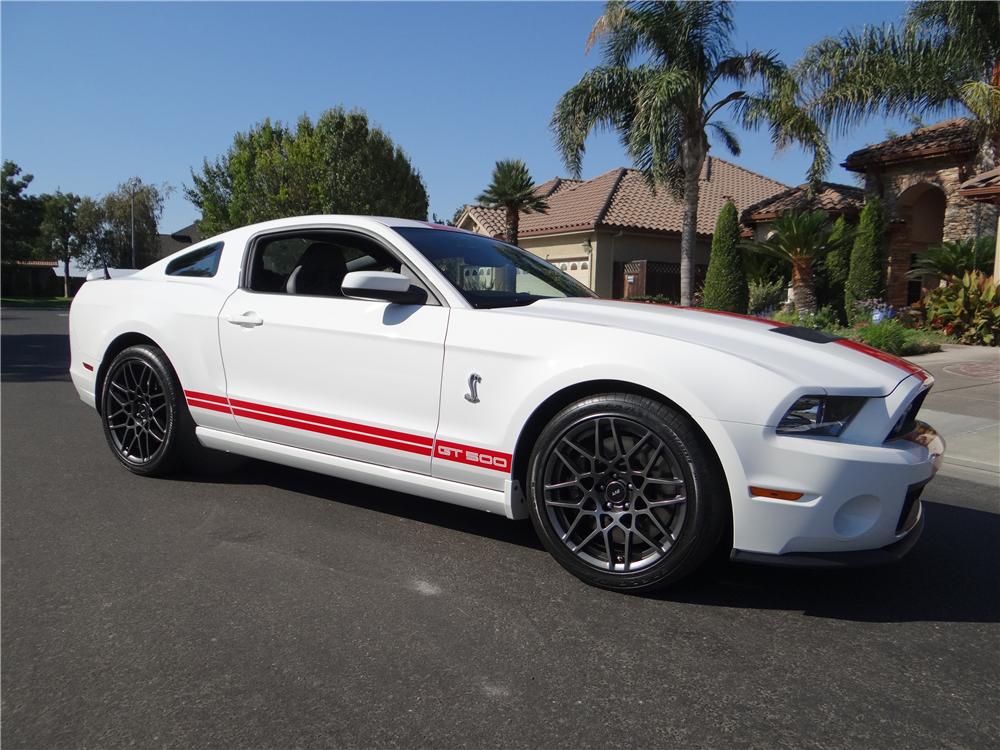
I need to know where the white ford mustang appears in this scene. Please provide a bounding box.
[69,216,944,592]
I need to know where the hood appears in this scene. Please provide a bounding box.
[499,298,929,396]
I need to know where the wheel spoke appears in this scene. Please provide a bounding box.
[570,525,602,554]
[560,511,588,542]
[544,479,578,490]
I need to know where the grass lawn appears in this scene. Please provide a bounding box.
[1,297,72,309]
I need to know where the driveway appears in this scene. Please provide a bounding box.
[2,308,998,748]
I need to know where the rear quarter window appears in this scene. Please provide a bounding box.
[166,243,223,278]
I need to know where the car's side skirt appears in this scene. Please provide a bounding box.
[195,427,525,519]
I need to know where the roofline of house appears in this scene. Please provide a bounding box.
[843,142,977,172]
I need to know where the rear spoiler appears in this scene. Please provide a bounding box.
[85,268,139,281]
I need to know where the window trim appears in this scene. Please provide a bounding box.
[240,226,446,306]
[165,242,224,278]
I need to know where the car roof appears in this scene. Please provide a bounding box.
[216,215,472,235]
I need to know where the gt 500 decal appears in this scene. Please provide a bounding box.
[435,440,512,472]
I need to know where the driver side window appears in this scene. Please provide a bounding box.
[247,231,412,298]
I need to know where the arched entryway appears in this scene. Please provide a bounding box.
[887,182,947,306]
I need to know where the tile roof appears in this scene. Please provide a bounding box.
[742,181,865,222]
[843,118,977,171]
[958,166,1000,203]
[463,157,788,239]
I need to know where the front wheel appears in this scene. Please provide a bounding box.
[100,344,194,477]
[527,394,727,593]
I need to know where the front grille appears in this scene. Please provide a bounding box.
[887,388,929,442]
[896,480,927,535]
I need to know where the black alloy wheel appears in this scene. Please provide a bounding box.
[528,393,727,593]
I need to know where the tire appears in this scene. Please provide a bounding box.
[100,344,196,477]
[527,393,727,593]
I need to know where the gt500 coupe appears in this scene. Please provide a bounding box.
[70,216,943,592]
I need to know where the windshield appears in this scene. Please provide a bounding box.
[394,227,596,308]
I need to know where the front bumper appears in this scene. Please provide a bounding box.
[731,494,924,568]
[716,416,944,563]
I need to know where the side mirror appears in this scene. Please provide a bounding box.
[341,271,427,305]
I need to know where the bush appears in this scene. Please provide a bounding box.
[772,305,841,331]
[846,198,885,323]
[748,278,786,315]
[702,201,748,313]
[626,294,677,305]
[916,271,999,345]
[770,307,944,355]
[854,320,944,356]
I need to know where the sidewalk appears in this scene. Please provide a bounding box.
[909,344,999,481]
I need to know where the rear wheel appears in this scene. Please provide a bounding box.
[100,344,193,476]
[527,393,727,593]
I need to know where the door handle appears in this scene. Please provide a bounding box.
[228,311,263,327]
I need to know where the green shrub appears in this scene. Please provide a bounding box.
[626,294,677,305]
[702,201,748,313]
[908,237,996,280]
[815,215,853,321]
[846,198,885,323]
[748,278,786,315]
[854,320,907,354]
[772,305,841,330]
[854,320,944,356]
[917,271,999,345]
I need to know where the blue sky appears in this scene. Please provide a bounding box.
[3,1,930,232]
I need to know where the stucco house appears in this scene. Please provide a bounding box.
[456,157,787,298]
[841,117,998,307]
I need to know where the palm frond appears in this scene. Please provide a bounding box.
[551,65,650,177]
[708,121,741,157]
[796,23,977,137]
[744,210,835,262]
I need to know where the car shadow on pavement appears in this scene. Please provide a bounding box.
[668,498,1000,624]
[179,458,998,624]
[1,334,71,383]
[175,456,546,553]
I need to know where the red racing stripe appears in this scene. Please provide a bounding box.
[228,397,434,446]
[183,390,506,469]
[230,407,432,456]
[184,390,230,405]
[187,398,233,415]
[834,338,930,382]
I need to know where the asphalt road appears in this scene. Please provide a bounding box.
[3,308,998,749]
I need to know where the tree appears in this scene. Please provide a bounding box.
[74,197,109,270]
[552,0,829,306]
[746,211,841,315]
[908,237,996,280]
[186,107,429,235]
[815,214,854,320]
[39,191,82,297]
[845,198,886,321]
[797,1,1000,168]
[1,161,43,263]
[702,200,747,312]
[476,160,549,245]
[71,181,167,270]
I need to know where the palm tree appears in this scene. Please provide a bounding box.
[476,159,549,245]
[551,0,829,306]
[797,1,1000,167]
[908,237,997,281]
[746,211,843,315]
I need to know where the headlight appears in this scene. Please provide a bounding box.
[777,395,866,437]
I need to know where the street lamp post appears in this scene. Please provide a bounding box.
[128,178,138,269]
